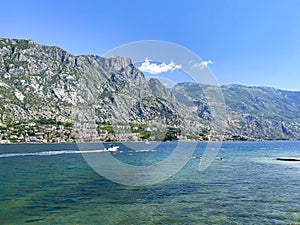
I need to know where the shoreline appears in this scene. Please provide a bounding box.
[0,139,299,145]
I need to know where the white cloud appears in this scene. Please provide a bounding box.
[138,58,182,74]
[193,60,213,69]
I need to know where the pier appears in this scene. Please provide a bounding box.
[276,157,300,161]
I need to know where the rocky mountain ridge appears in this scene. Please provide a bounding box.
[0,38,299,142]
[174,82,300,140]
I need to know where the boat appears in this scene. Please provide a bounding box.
[104,145,119,152]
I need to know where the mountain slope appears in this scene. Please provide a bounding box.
[0,38,299,142]
[0,38,204,142]
[174,83,300,140]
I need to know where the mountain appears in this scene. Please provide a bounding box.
[0,38,299,143]
[174,83,300,140]
[0,38,205,142]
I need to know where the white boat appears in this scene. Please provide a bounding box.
[104,145,119,152]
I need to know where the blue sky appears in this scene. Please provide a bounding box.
[0,0,300,90]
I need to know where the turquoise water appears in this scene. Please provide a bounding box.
[1,141,300,224]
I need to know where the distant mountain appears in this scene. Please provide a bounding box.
[174,83,300,140]
[0,38,299,142]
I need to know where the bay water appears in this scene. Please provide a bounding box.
[0,141,300,224]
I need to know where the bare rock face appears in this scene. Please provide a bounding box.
[0,38,203,135]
